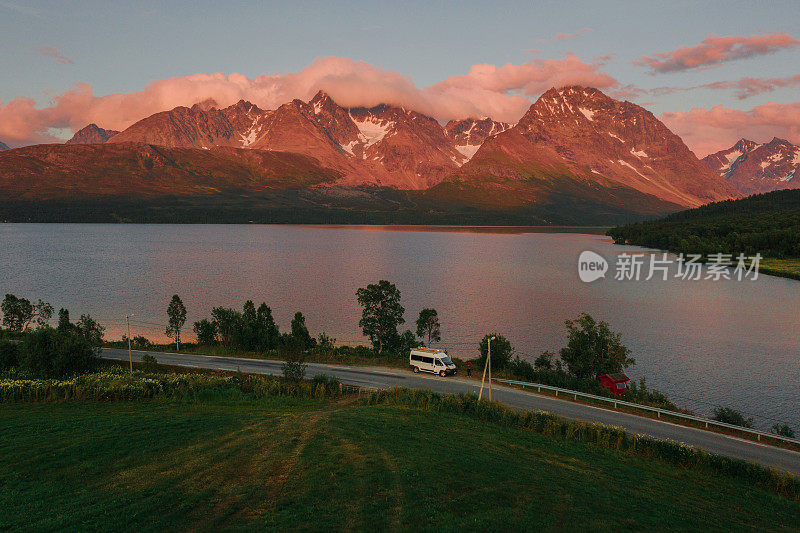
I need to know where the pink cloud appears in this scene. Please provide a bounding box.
[606,83,647,100]
[36,46,73,64]
[0,55,619,146]
[651,74,800,100]
[661,101,800,156]
[537,28,593,43]
[636,33,800,73]
[555,28,593,41]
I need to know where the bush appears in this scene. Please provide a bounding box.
[0,367,355,403]
[140,353,158,371]
[772,424,796,438]
[281,340,307,382]
[317,332,335,349]
[18,328,98,378]
[712,407,754,428]
[0,340,20,371]
[625,378,679,411]
[132,336,153,349]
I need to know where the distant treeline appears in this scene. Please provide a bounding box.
[607,189,800,258]
[0,188,657,226]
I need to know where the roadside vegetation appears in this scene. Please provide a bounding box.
[1,365,799,529]
[3,288,793,438]
[607,189,800,279]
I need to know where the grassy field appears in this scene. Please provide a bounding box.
[2,396,799,531]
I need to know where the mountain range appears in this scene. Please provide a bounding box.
[703,137,800,195]
[0,85,784,224]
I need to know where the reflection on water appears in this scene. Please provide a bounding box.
[0,223,797,429]
[298,225,611,235]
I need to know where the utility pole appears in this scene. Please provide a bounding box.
[488,336,493,401]
[478,335,495,401]
[126,315,133,372]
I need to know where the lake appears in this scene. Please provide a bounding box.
[1,223,797,430]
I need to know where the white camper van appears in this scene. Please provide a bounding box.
[409,348,457,377]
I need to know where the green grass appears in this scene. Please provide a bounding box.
[2,397,799,531]
[760,258,800,280]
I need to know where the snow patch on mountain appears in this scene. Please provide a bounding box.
[617,159,650,180]
[455,144,481,160]
[352,115,393,153]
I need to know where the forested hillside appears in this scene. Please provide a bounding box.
[608,189,800,259]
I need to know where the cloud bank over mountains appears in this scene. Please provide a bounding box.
[0,55,617,147]
[1,32,799,156]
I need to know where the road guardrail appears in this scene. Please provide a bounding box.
[492,377,800,446]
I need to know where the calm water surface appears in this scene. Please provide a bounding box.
[1,224,797,429]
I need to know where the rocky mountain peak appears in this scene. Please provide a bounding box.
[444,118,513,161]
[460,85,738,207]
[703,137,799,195]
[66,124,120,145]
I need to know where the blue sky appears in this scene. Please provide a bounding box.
[1,0,799,152]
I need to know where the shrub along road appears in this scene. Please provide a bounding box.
[101,348,800,475]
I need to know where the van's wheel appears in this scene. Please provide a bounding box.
[439,370,446,377]
[413,366,419,373]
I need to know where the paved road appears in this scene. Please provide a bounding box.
[102,348,800,475]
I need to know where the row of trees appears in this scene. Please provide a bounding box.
[163,281,443,355]
[468,314,635,381]
[163,295,316,353]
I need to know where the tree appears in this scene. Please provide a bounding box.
[235,300,260,350]
[0,340,19,371]
[356,280,405,353]
[76,314,105,347]
[476,334,514,370]
[57,308,73,332]
[290,311,314,350]
[399,329,422,353]
[165,295,187,351]
[415,308,441,347]
[712,406,753,428]
[211,306,241,347]
[559,314,634,379]
[193,319,218,345]
[1,294,53,332]
[534,351,555,370]
[256,303,280,351]
[18,328,97,377]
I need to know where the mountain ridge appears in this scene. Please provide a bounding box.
[703,138,800,195]
[0,85,753,224]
